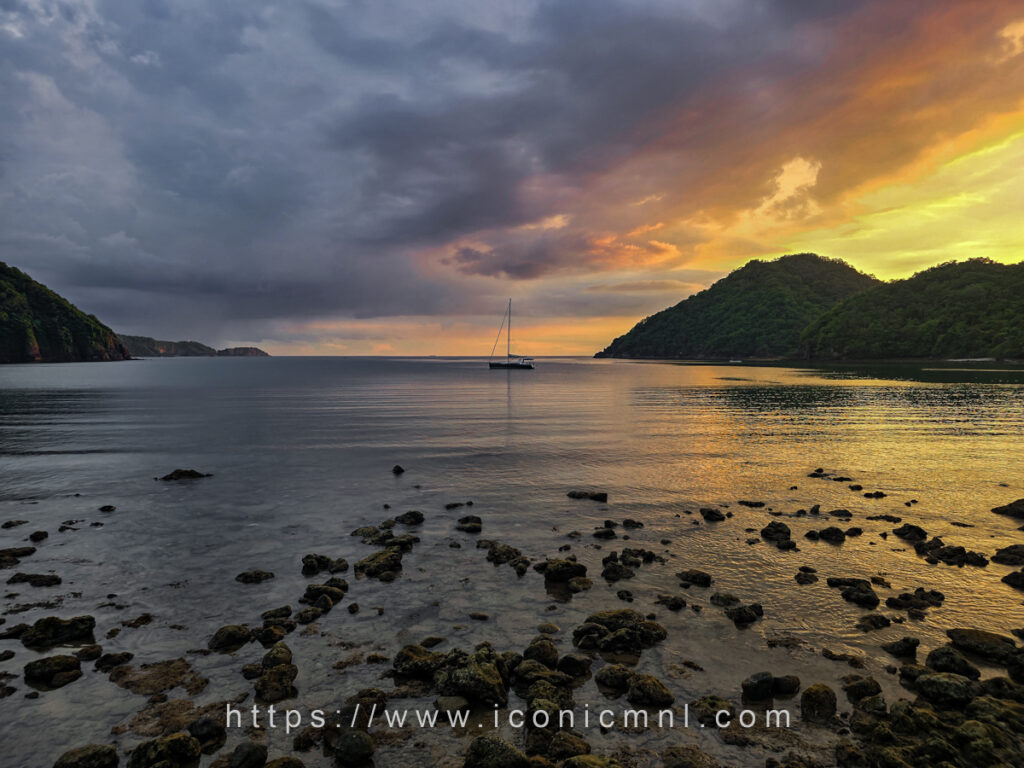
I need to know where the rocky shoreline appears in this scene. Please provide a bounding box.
[2,468,1024,768]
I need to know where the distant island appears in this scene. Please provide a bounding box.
[0,262,268,363]
[597,254,1024,362]
[118,335,269,358]
[0,262,130,364]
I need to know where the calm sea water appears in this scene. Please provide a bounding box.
[1,357,1023,766]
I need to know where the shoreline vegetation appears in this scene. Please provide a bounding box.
[596,255,1024,363]
[0,262,268,363]
[4,465,1024,768]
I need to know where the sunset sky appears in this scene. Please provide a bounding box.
[2,0,1023,355]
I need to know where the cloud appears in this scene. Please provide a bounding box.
[1,0,1022,354]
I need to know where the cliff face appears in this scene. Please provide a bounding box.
[0,263,130,364]
[596,254,879,360]
[118,335,270,357]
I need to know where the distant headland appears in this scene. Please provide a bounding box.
[0,262,268,363]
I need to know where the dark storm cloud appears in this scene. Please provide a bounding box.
[0,0,868,341]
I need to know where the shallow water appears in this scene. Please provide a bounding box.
[1,357,1023,766]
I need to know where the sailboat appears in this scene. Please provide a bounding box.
[488,299,535,369]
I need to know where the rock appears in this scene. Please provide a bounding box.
[354,547,403,579]
[328,729,374,765]
[108,659,206,696]
[262,642,292,669]
[187,716,226,753]
[885,587,944,613]
[801,683,837,724]
[772,675,801,695]
[20,615,96,649]
[557,654,592,678]
[53,744,119,768]
[926,645,981,680]
[992,499,1024,518]
[662,745,720,768]
[235,570,274,584]
[547,731,590,760]
[455,515,482,533]
[395,510,423,525]
[567,491,608,503]
[841,674,881,702]
[892,524,927,542]
[266,760,304,768]
[993,545,1024,566]
[818,526,846,544]
[594,664,634,693]
[95,652,134,672]
[724,603,763,626]
[1003,570,1024,590]
[208,625,251,652]
[127,733,202,768]
[794,571,818,585]
[463,735,529,768]
[601,562,635,582]
[75,645,102,662]
[158,469,211,481]
[227,742,267,768]
[394,645,446,678]
[946,628,1018,664]
[676,569,712,587]
[741,671,773,700]
[699,508,725,522]
[826,577,879,608]
[6,572,61,587]
[760,521,791,542]
[856,614,891,632]
[30,530,49,542]
[624,673,673,707]
[567,576,593,593]
[881,637,919,659]
[435,645,508,705]
[391,464,404,474]
[541,559,587,582]
[254,664,297,702]
[654,594,686,610]
[914,672,980,708]
[622,518,643,529]
[523,636,559,669]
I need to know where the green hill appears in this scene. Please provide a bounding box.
[801,259,1024,360]
[596,253,879,359]
[0,262,130,364]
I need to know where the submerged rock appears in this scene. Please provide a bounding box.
[946,628,1018,664]
[567,490,608,503]
[993,545,1024,566]
[235,570,274,584]
[626,674,674,706]
[53,744,119,768]
[455,515,483,533]
[208,625,251,652]
[24,654,81,688]
[21,615,96,649]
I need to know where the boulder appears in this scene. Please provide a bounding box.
[227,741,267,768]
[626,674,673,706]
[801,683,837,724]
[914,672,980,708]
[53,744,119,768]
[926,645,980,679]
[741,671,773,700]
[24,655,81,688]
[21,615,96,649]
[463,735,530,768]
[993,545,1024,566]
[760,521,791,542]
[992,499,1024,519]
[208,625,251,652]
[946,628,1018,664]
[126,733,201,768]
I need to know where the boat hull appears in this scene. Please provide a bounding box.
[489,362,535,369]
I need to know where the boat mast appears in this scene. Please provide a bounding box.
[507,298,511,361]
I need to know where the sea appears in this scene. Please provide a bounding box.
[1,356,1023,766]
